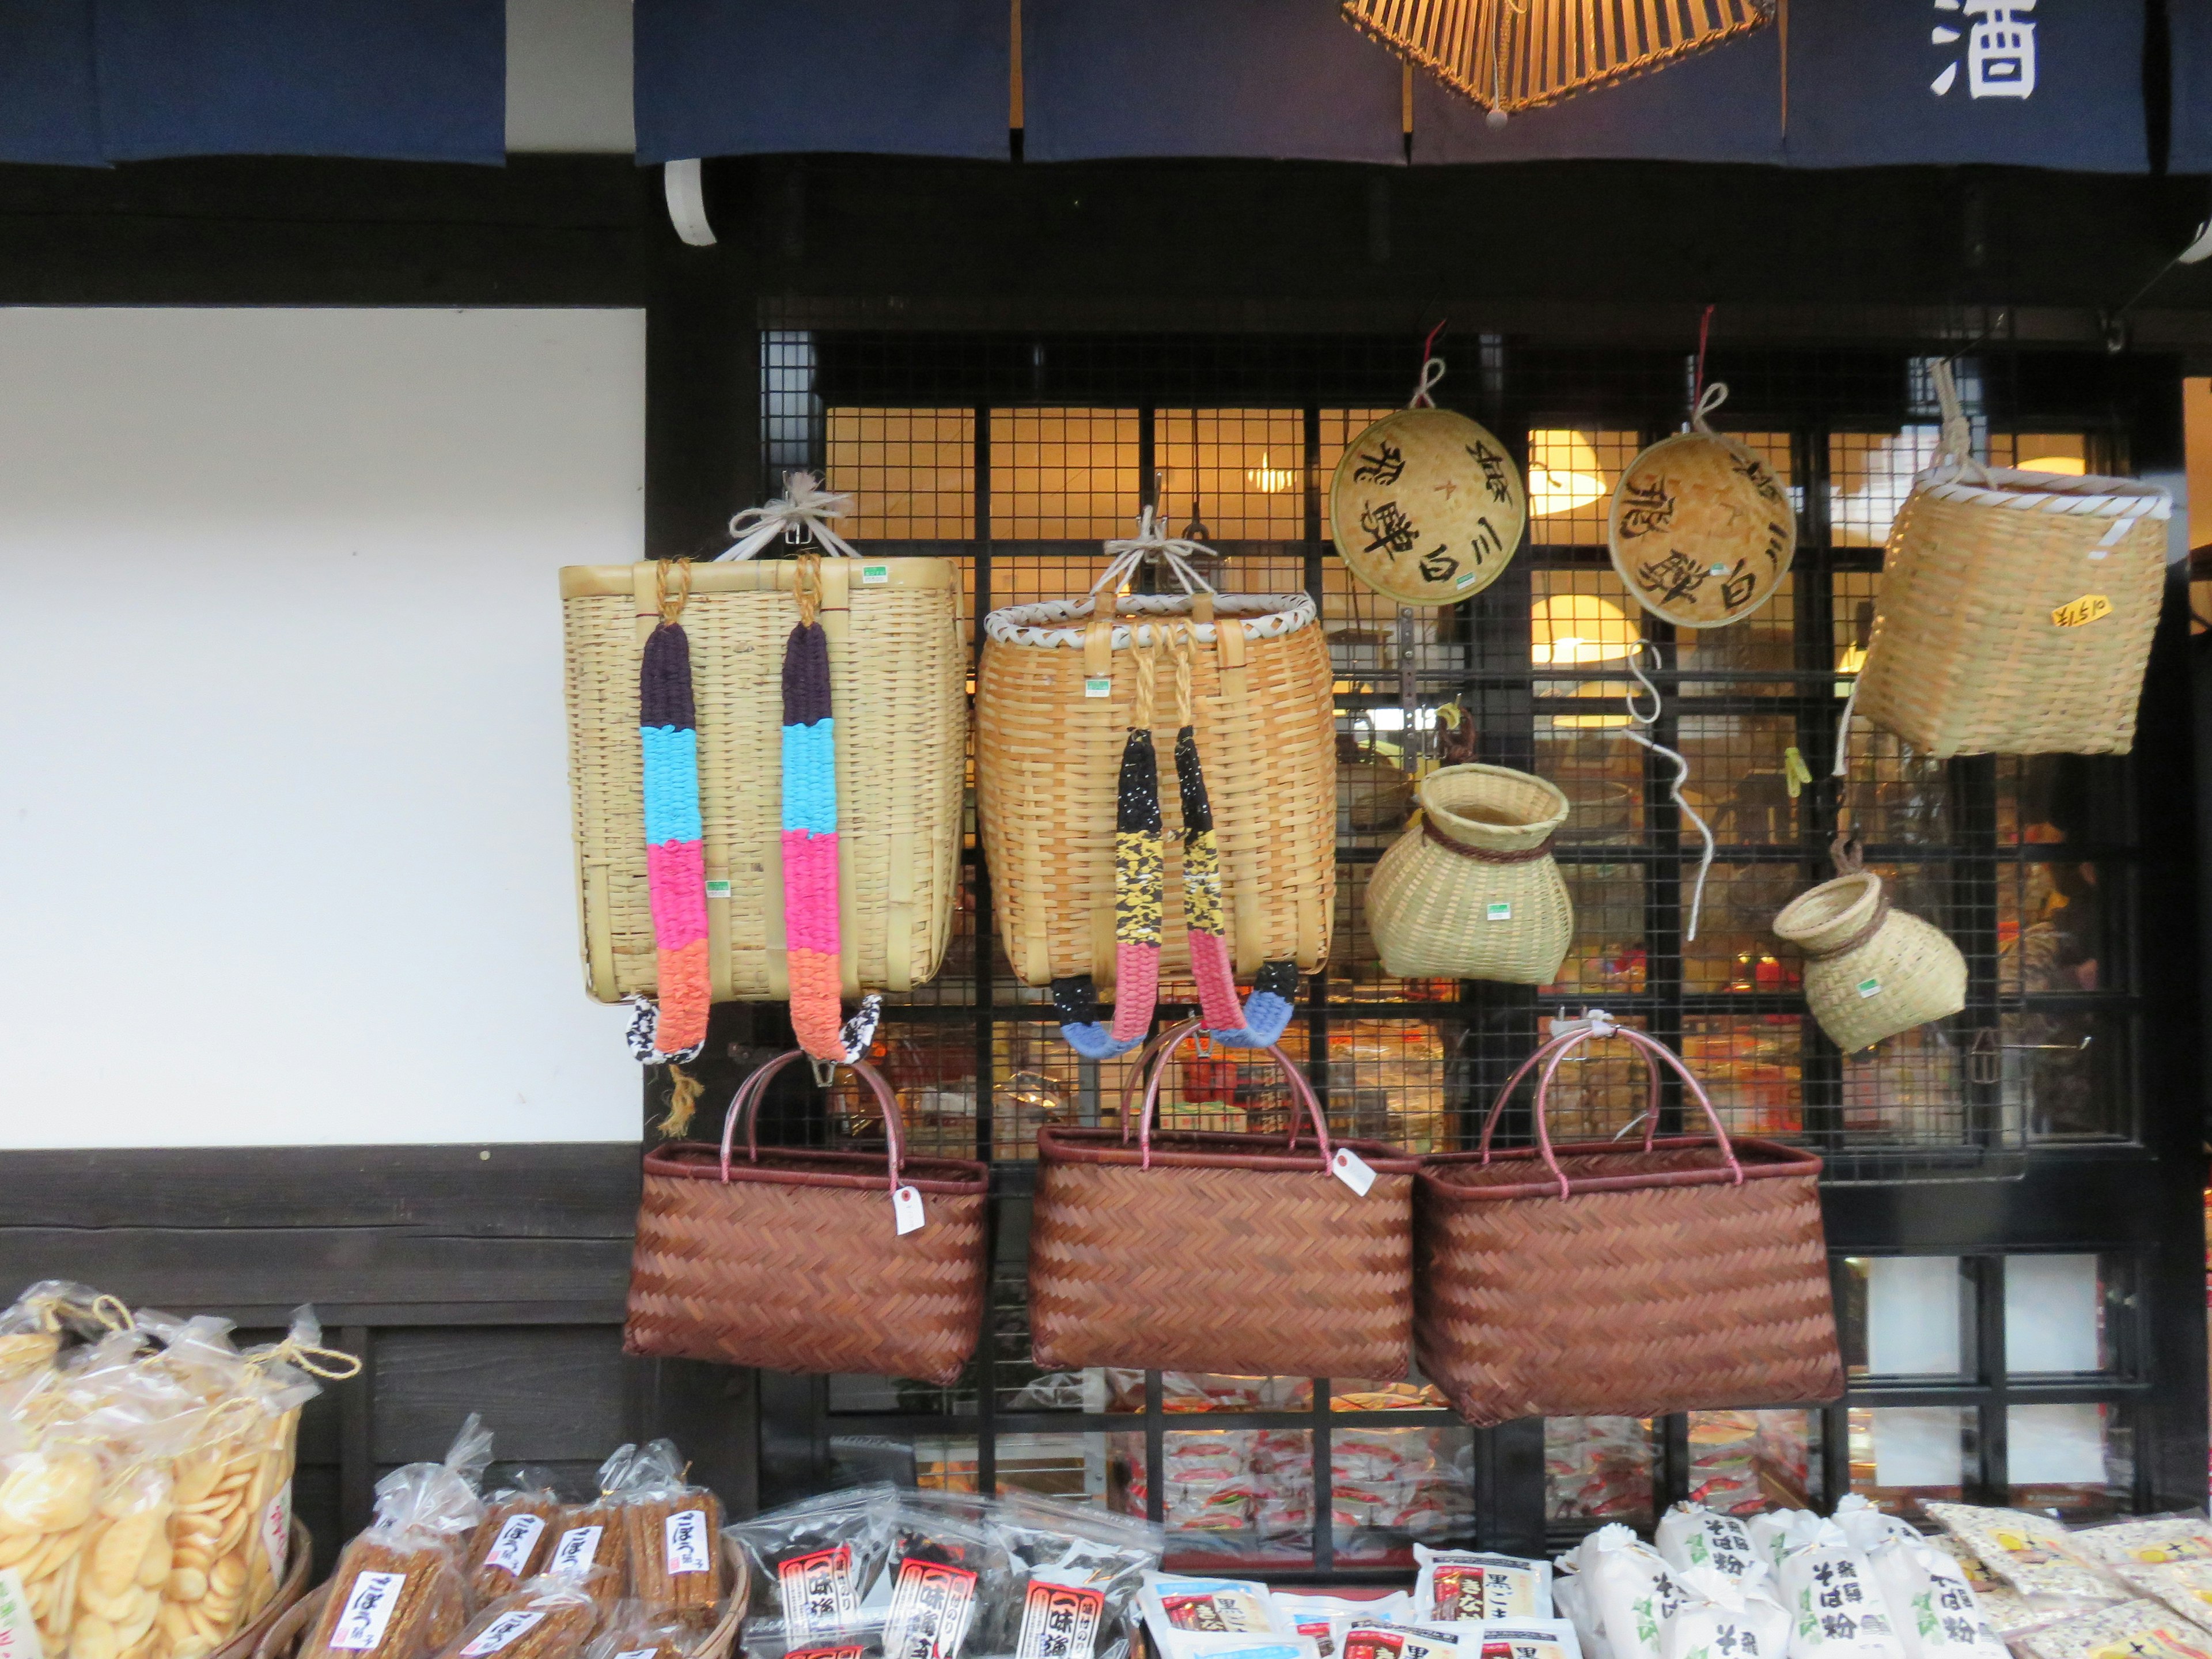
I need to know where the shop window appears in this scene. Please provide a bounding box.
[824,407,975,539]
[1848,1406,1972,1519]
[2006,1404,2131,1521]
[1546,1416,1656,1524]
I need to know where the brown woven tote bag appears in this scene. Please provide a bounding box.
[1031,1020,1419,1378]
[1417,1017,1843,1426]
[626,1051,988,1384]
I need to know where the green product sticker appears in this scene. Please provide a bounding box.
[704,879,732,900]
[1856,976,1883,998]
[1084,676,1112,698]
[1486,902,1512,921]
[860,563,891,585]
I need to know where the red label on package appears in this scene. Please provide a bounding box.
[1296,1622,1337,1659]
[785,1649,867,1659]
[1344,1633,1406,1659]
[1432,1567,1486,1623]
[1160,1593,1270,1634]
[1482,1646,1514,1659]
[884,1559,980,1659]
[778,1544,859,1637]
[1016,1581,1107,1659]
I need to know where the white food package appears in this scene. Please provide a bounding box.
[1480,1619,1586,1659]
[1658,1506,1762,1584]
[1554,1572,1611,1659]
[1863,1536,2008,1659]
[1415,1546,1555,1623]
[1575,1524,1687,1659]
[1751,1515,1821,1580]
[1779,1522,1906,1659]
[1276,1593,1411,1659]
[1140,1573,1299,1659]
[1341,1623,1467,1659]
[1830,1497,1921,1556]
[1665,1565,1793,1659]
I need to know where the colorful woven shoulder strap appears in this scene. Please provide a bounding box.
[636,559,710,1064]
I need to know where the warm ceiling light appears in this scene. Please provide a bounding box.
[2017,454,2087,476]
[1343,0,1774,119]
[1248,454,1301,493]
[1532,593,1635,665]
[1528,429,1607,516]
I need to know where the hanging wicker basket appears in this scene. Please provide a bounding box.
[1849,362,2172,757]
[1772,868,1964,1054]
[1367,765,1573,984]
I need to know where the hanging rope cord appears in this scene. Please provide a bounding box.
[1619,643,1716,942]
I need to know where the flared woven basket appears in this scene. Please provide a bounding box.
[1417,1022,1844,1426]
[976,588,1335,987]
[1851,366,2172,757]
[1368,765,1573,984]
[625,1052,988,1384]
[562,559,967,1002]
[1030,1022,1419,1378]
[1772,870,1965,1054]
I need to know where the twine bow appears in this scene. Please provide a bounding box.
[1618,643,1715,942]
[1089,506,1218,602]
[252,1336,362,1380]
[1688,379,1729,435]
[718,471,863,562]
[29,1290,131,1334]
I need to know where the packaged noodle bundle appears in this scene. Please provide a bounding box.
[1657,1506,1760,1583]
[1483,1620,1586,1659]
[299,1415,495,1659]
[862,1495,1018,1659]
[1413,1547,1552,1623]
[1777,1521,1903,1659]
[1922,1505,2116,1605]
[1861,1536,2007,1659]
[548,1449,644,1615]
[2062,1517,2212,1630]
[995,1492,1162,1659]
[616,1442,722,1624]
[1273,1596,1410,1659]
[1665,1567,1788,1659]
[471,1472,566,1608]
[1572,1527,1684,1659]
[2021,1601,2212,1659]
[436,1578,601,1659]
[725,1486,899,1642]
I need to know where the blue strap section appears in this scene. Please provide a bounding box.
[780,718,836,834]
[639,725,702,846]
[1058,1021,1145,1062]
[1196,989,1297,1051]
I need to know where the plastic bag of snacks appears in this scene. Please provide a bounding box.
[2020,1601,2212,1659]
[1922,1505,2117,1607]
[1777,1520,1903,1659]
[548,1448,644,1614]
[1138,1572,1296,1659]
[1484,1620,1586,1659]
[856,1495,1017,1659]
[1861,1536,2007,1659]
[435,1577,601,1659]
[1272,1596,1409,1659]
[616,1442,723,1625]
[1339,1623,1463,1659]
[586,1604,713,1659]
[2061,1516,2212,1630]
[1572,1526,1685,1659]
[299,1415,495,1659]
[1657,1506,1761,1584]
[471,1471,566,1608]
[1925,1539,2069,1644]
[726,1486,900,1641]
[1665,1566,1789,1659]
[995,1492,1162,1659]
[1550,1572,1606,1659]
[1413,1546,1552,1622]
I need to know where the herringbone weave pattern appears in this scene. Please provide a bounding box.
[626,1149,988,1384]
[1030,1141,1415,1378]
[1416,1147,1843,1426]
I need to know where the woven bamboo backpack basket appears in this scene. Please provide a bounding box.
[1367,764,1574,984]
[1417,1015,1845,1426]
[560,480,967,1010]
[975,521,1336,997]
[1772,843,1965,1054]
[1847,360,2173,757]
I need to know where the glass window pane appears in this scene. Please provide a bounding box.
[2006,1254,2111,1373]
[1529,430,1638,547]
[2015,1009,2128,1141]
[1688,1410,1821,1514]
[1546,1416,1656,1524]
[1681,1016,1803,1138]
[2008,1403,2130,1520]
[989,408,1138,539]
[1840,1256,1972,1378]
[1848,1405,1972,1518]
[1829,429,1942,548]
[995,1433,1108,1502]
[1335,1426,1477,1565]
[1156,408,1307,541]
[1122,1428,1312,1570]
[824,407,975,538]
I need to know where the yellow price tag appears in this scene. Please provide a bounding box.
[2052,594,2113,628]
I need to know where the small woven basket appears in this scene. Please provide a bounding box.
[1850,362,2172,757]
[1772,869,1965,1054]
[976,563,1335,987]
[1416,1020,1844,1426]
[625,1051,988,1384]
[562,556,967,1003]
[1029,1022,1419,1378]
[1366,765,1573,984]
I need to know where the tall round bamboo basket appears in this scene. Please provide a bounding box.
[562,559,968,1003]
[976,589,1335,988]
[1850,363,2172,757]
[1772,871,1964,1053]
[1368,765,1573,984]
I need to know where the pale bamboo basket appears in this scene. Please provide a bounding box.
[976,590,1335,988]
[1368,765,1573,984]
[1851,364,2172,757]
[1773,870,1965,1053]
[562,559,967,1002]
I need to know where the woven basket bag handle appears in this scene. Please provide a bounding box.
[1125,1019,1334,1171]
[1476,1021,1744,1199]
[717,1049,909,1198]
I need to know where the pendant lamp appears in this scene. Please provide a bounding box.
[1343,0,1775,119]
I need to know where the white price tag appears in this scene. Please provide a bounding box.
[549,1525,601,1575]
[893,1184,926,1234]
[262,1481,294,1581]
[461,1611,548,1657]
[331,1571,407,1652]
[1331,1147,1377,1196]
[481,1512,544,1576]
[664,1509,711,1575]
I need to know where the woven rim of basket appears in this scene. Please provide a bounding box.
[1773,870,1884,950]
[1918,463,2173,520]
[983,591,1317,649]
[1418,764,1570,852]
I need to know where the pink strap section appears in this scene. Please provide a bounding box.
[1185,928,1246,1032]
[646,842,710,950]
[1130,1020,1333,1172]
[1109,943,1161,1044]
[780,831,842,955]
[1475,1022,1744,1199]
[717,1050,907,1198]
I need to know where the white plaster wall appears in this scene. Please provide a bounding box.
[0,308,645,1145]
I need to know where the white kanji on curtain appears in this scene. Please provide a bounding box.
[1931,0,2038,99]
